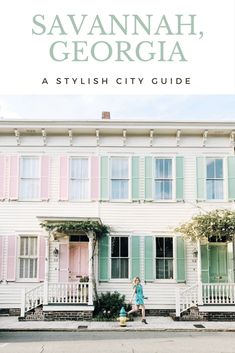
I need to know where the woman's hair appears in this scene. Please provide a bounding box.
[132,276,140,284]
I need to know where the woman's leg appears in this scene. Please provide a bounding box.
[128,305,138,315]
[140,305,146,319]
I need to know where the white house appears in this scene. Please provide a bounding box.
[0,113,234,320]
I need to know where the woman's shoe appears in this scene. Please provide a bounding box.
[141,319,148,324]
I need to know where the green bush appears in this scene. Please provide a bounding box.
[94,291,131,320]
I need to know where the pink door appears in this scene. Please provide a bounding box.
[69,243,88,281]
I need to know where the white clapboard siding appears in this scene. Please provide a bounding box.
[0,130,234,309]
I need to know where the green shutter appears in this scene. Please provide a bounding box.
[132,157,140,201]
[145,157,153,200]
[98,236,109,281]
[144,236,153,281]
[100,156,109,200]
[201,244,209,283]
[196,157,205,201]
[176,237,186,283]
[176,157,184,201]
[227,242,234,283]
[131,236,140,278]
[228,156,235,201]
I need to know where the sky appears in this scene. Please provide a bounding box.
[0,95,235,121]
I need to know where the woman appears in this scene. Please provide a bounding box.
[128,276,148,324]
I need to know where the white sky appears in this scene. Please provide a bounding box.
[0,95,234,121]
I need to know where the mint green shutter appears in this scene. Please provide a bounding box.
[228,156,235,201]
[132,157,140,201]
[145,157,153,200]
[176,237,186,282]
[99,236,109,281]
[227,242,234,283]
[176,157,184,201]
[144,237,153,281]
[201,244,209,283]
[196,157,205,201]
[101,156,109,200]
[131,236,140,278]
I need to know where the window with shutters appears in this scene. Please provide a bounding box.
[69,158,89,200]
[19,236,38,279]
[111,236,129,279]
[111,157,129,200]
[155,237,174,279]
[154,159,173,200]
[206,158,224,200]
[19,157,40,200]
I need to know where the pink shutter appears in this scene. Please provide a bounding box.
[38,236,46,281]
[9,156,19,200]
[59,243,69,282]
[0,155,6,200]
[0,237,3,281]
[41,156,50,201]
[59,156,69,201]
[6,236,16,281]
[91,156,99,200]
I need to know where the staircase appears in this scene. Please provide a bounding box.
[176,284,199,317]
[21,284,44,317]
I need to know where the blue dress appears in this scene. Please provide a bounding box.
[134,284,144,305]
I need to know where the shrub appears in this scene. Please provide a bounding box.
[94,291,131,320]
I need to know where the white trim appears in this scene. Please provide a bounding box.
[109,235,130,280]
[198,305,235,312]
[43,305,94,312]
[152,156,176,202]
[154,235,175,282]
[16,234,39,282]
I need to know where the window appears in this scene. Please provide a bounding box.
[156,237,173,279]
[111,237,129,278]
[19,236,38,279]
[69,158,89,200]
[154,159,173,200]
[19,157,40,200]
[206,158,224,200]
[111,158,129,200]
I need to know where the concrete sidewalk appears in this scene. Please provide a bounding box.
[1,316,235,332]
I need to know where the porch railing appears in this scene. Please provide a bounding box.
[202,283,235,305]
[176,284,198,317]
[21,284,44,317]
[48,282,90,304]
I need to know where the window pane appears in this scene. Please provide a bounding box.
[156,259,165,279]
[120,259,129,278]
[111,258,120,278]
[70,180,89,200]
[111,180,128,199]
[207,180,223,200]
[165,259,173,279]
[71,159,88,179]
[155,159,172,178]
[111,158,128,179]
[20,180,40,200]
[120,237,128,257]
[206,159,215,178]
[165,238,173,257]
[156,238,164,257]
[215,159,223,178]
[111,237,119,257]
[20,158,40,178]
[155,159,164,178]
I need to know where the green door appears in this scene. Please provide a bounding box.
[209,245,228,283]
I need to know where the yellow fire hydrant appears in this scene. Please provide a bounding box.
[117,307,129,327]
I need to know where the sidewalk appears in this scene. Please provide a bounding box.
[1,316,235,332]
